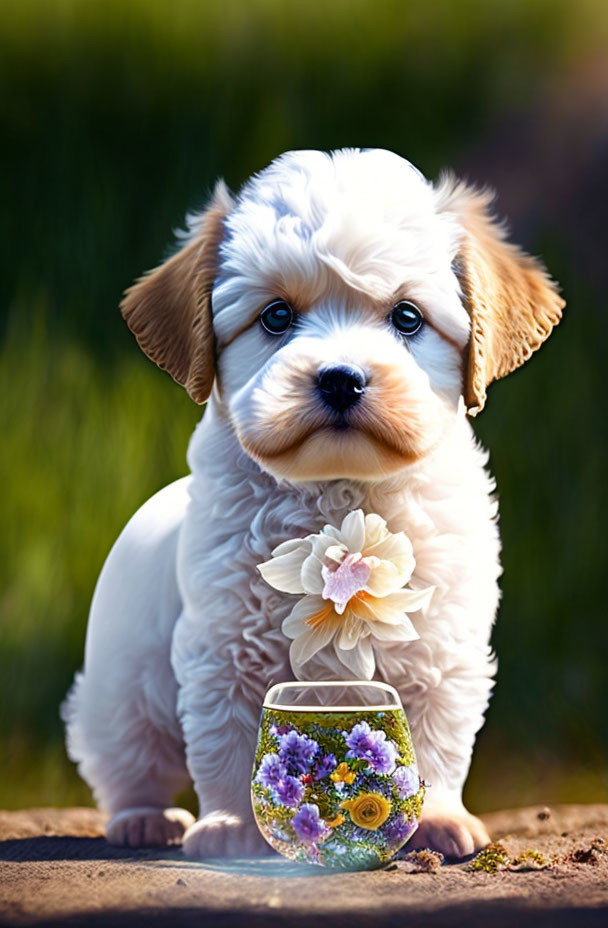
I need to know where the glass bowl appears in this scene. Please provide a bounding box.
[250,680,423,869]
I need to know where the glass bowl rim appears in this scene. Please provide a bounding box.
[263,679,402,711]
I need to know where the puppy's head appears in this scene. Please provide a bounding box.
[121,149,564,482]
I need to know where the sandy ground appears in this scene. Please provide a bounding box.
[1,805,607,927]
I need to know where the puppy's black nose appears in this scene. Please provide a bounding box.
[316,364,366,413]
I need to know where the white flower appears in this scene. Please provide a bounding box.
[257,509,434,680]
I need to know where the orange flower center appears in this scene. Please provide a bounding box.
[306,590,381,630]
[305,601,336,629]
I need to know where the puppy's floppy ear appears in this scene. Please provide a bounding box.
[120,180,233,404]
[436,176,565,416]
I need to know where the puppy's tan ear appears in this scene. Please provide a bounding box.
[120,180,233,404]
[437,176,565,416]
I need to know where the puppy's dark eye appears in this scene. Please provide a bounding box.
[259,300,294,335]
[391,300,423,336]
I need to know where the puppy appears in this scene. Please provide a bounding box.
[63,149,563,858]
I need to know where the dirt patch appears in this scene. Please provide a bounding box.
[1,805,607,927]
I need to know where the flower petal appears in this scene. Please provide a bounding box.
[321,524,343,543]
[337,609,365,650]
[270,537,312,558]
[388,586,436,615]
[323,544,348,569]
[282,595,327,638]
[322,553,371,611]
[257,544,310,593]
[363,557,404,597]
[300,553,325,594]
[289,616,338,669]
[311,532,341,561]
[338,509,366,553]
[348,592,421,636]
[334,634,375,679]
[364,528,413,558]
[368,614,419,641]
[363,513,389,546]
[363,531,415,581]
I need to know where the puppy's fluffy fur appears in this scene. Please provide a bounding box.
[63,149,563,857]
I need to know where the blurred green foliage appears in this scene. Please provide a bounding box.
[1,0,607,811]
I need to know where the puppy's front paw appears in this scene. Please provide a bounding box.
[106,806,195,848]
[408,803,489,859]
[182,811,272,859]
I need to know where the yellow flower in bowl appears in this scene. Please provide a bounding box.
[341,792,392,830]
[327,813,345,828]
[330,762,356,785]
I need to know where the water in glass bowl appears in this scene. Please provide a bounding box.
[251,681,423,869]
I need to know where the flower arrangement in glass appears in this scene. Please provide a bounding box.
[251,681,424,870]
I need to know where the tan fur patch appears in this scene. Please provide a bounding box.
[120,181,233,404]
[437,177,565,415]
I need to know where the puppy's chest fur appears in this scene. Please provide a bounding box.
[177,404,501,721]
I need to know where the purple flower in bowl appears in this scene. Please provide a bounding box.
[385,813,417,843]
[291,803,329,844]
[345,721,398,774]
[274,775,305,808]
[269,723,292,737]
[392,764,420,799]
[278,730,319,774]
[313,753,337,780]
[256,753,286,789]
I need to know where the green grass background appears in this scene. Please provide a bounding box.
[1,0,607,812]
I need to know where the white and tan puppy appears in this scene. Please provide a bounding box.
[63,149,563,858]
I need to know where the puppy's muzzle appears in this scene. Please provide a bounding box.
[316,364,366,415]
